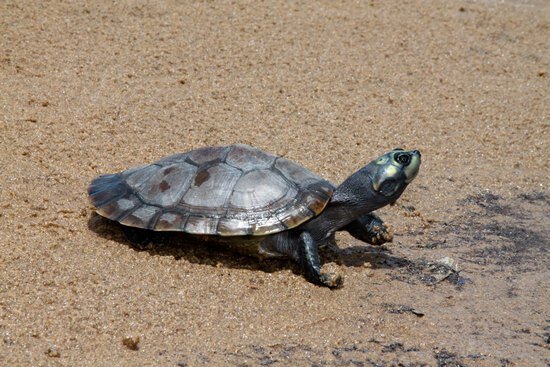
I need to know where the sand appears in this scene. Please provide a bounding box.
[1,0,548,366]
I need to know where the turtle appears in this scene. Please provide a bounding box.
[88,144,421,287]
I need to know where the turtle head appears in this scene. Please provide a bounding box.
[369,148,421,198]
[334,148,421,213]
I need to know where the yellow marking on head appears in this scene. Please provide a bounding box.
[384,165,398,178]
[373,164,399,192]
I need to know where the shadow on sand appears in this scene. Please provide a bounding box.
[87,212,412,279]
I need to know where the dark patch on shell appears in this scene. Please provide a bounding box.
[159,180,170,192]
[194,169,210,187]
[163,166,176,175]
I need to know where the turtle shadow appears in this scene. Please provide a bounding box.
[87,213,410,276]
[87,213,297,275]
[322,242,413,270]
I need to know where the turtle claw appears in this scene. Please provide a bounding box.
[345,213,394,246]
[369,223,394,245]
[320,273,344,289]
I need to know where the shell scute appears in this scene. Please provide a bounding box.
[187,146,229,165]
[136,163,197,207]
[96,195,141,221]
[155,211,187,231]
[184,215,220,235]
[181,163,241,208]
[226,144,277,171]
[229,169,290,209]
[120,204,160,229]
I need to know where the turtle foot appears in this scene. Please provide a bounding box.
[369,223,394,245]
[320,273,344,289]
[345,213,394,246]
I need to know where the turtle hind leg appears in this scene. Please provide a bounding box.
[298,232,343,288]
[121,225,154,250]
[344,213,393,245]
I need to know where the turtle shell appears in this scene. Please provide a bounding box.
[88,144,334,236]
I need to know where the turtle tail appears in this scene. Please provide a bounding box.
[88,173,130,207]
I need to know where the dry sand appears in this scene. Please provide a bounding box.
[1,0,548,366]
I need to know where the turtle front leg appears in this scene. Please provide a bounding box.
[344,213,393,246]
[298,232,343,288]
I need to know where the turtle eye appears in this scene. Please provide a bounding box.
[396,153,411,165]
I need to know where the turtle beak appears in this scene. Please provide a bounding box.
[404,150,421,183]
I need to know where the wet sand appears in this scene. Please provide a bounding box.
[1,1,548,365]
